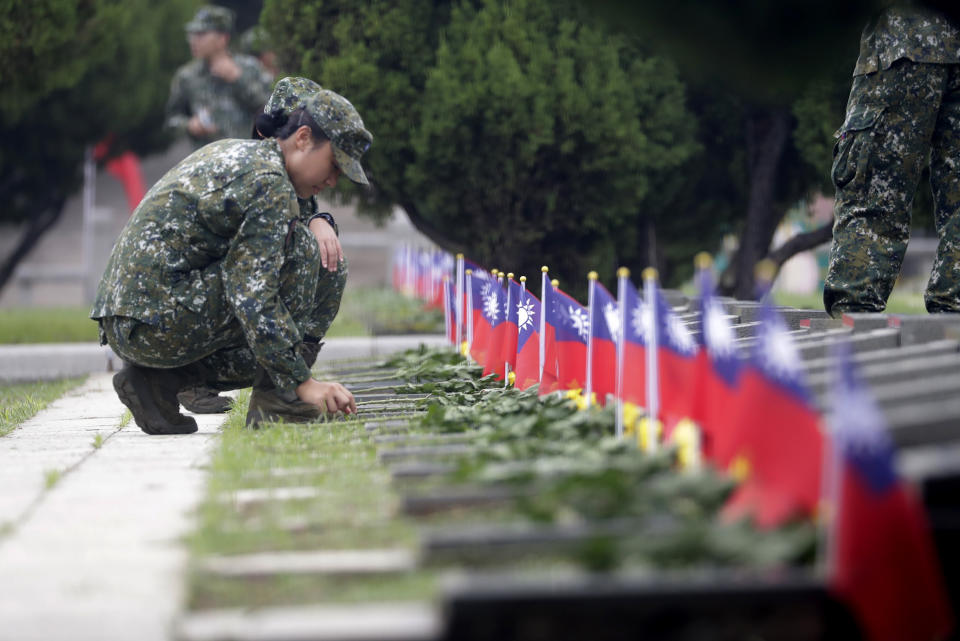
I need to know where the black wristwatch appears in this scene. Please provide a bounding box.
[306,211,338,237]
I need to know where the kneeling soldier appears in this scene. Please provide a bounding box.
[92,83,370,434]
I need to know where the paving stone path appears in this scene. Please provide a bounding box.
[0,373,226,641]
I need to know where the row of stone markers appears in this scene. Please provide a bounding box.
[175,294,960,641]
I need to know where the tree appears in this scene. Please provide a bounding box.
[0,0,198,292]
[264,0,702,296]
[588,0,881,297]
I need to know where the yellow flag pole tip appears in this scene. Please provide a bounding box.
[642,267,658,281]
[541,265,549,273]
[755,259,777,282]
[617,266,630,278]
[465,269,472,275]
[491,269,499,276]
[506,272,514,279]
[520,275,527,283]
[456,253,464,259]
[694,252,713,270]
[551,279,559,287]
[588,271,598,281]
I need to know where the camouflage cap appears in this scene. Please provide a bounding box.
[185,5,234,34]
[303,90,373,186]
[265,77,323,116]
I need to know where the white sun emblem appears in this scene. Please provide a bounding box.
[666,313,697,355]
[760,327,799,379]
[704,300,735,358]
[481,284,499,321]
[517,300,535,331]
[631,301,651,340]
[602,301,620,340]
[568,305,590,339]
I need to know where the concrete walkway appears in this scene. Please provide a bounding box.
[0,373,223,641]
[0,335,445,640]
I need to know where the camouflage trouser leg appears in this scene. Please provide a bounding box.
[924,64,960,312]
[101,224,346,390]
[823,60,952,317]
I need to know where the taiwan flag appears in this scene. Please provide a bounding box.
[544,284,589,391]
[539,274,561,395]
[514,287,541,390]
[828,342,953,641]
[469,271,496,364]
[720,296,824,528]
[650,282,699,432]
[617,276,647,407]
[587,277,619,405]
[499,278,524,372]
[690,266,742,461]
[482,278,509,379]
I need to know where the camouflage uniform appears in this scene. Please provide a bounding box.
[93,88,371,399]
[92,138,345,393]
[165,57,273,147]
[165,6,273,148]
[824,5,960,316]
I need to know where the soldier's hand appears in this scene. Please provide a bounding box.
[209,52,241,83]
[308,216,343,272]
[296,378,356,415]
[187,115,217,138]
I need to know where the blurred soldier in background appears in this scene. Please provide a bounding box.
[824,5,960,316]
[165,5,273,149]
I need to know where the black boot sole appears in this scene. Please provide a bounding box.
[114,368,198,435]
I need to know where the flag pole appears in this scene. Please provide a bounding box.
[585,271,598,409]
[643,267,659,452]
[615,267,629,438]
[465,269,474,358]
[442,274,452,349]
[504,272,514,385]
[455,253,464,353]
[539,266,548,383]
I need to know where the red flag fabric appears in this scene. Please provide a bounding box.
[469,272,496,365]
[538,276,561,395]
[514,287,541,390]
[587,278,618,405]
[828,342,953,641]
[719,298,823,528]
[618,276,647,407]
[650,283,699,431]
[499,278,523,372]
[690,267,743,461]
[544,285,589,390]
[482,279,508,379]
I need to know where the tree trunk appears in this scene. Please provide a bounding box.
[726,107,793,299]
[766,221,833,269]
[0,198,67,293]
[398,198,467,254]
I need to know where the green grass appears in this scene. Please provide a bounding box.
[186,390,432,610]
[0,377,86,437]
[773,286,927,315]
[0,307,98,343]
[0,288,441,344]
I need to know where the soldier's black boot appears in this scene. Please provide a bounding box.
[177,385,233,414]
[113,363,199,435]
[245,367,322,429]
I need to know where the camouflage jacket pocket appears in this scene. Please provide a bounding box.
[832,104,884,190]
[170,262,226,316]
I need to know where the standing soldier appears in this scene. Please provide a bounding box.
[824,5,960,316]
[93,85,372,434]
[165,5,273,149]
